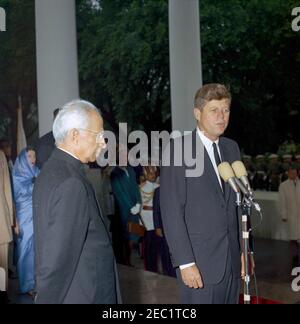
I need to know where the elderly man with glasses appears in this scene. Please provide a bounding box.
[33,100,121,304]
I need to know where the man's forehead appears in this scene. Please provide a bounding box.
[88,112,103,127]
[205,99,230,108]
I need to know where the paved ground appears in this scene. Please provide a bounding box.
[6,238,300,304]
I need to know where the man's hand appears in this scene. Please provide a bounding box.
[180,265,203,289]
[155,228,163,237]
[241,253,255,278]
[130,203,141,215]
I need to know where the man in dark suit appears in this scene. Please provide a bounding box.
[160,84,249,304]
[33,100,121,304]
[35,108,60,170]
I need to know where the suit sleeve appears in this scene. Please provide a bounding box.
[160,141,195,267]
[36,177,89,304]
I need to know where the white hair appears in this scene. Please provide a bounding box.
[53,99,101,144]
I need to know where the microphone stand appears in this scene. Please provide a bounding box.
[219,162,260,304]
[234,188,252,304]
[240,197,252,304]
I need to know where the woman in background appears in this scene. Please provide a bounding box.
[13,147,39,295]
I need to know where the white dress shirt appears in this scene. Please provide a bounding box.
[197,128,223,189]
[180,129,223,270]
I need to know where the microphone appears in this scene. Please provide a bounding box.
[234,178,251,198]
[218,162,261,212]
[218,162,251,198]
[217,162,240,194]
[231,161,253,196]
[232,161,261,212]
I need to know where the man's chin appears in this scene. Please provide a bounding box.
[89,156,97,163]
[216,128,226,137]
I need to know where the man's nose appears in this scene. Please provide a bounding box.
[217,111,225,120]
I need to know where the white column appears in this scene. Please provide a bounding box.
[35,0,79,136]
[0,7,6,31]
[169,0,202,133]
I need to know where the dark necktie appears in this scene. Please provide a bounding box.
[213,142,225,193]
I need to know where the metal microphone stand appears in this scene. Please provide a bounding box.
[240,197,252,304]
[234,192,251,303]
[233,179,257,304]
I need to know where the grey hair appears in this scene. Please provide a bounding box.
[53,99,101,144]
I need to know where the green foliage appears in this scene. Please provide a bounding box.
[0,0,37,147]
[77,0,170,133]
[77,0,300,154]
[199,0,300,154]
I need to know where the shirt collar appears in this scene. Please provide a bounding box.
[58,147,80,161]
[197,127,219,149]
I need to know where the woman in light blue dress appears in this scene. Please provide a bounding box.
[12,148,39,295]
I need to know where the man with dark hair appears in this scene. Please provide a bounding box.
[160,83,251,304]
[34,108,60,169]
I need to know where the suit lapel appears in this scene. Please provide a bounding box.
[203,147,226,202]
[192,130,225,202]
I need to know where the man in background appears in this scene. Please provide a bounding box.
[279,164,300,266]
[34,108,59,170]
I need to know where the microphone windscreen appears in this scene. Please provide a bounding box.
[218,162,235,182]
[232,161,248,179]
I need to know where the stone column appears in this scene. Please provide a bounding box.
[169,0,202,133]
[35,0,79,136]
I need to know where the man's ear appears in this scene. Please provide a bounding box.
[70,128,80,144]
[193,108,201,122]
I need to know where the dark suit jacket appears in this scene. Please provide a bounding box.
[33,148,121,304]
[153,187,162,230]
[35,131,55,170]
[160,130,241,286]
